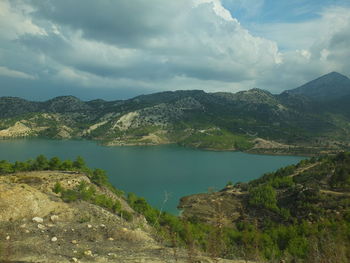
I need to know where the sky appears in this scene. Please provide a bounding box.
[1,0,350,100]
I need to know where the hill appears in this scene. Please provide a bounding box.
[1,153,349,262]
[0,156,243,263]
[1,72,350,155]
[285,72,350,102]
[179,151,350,262]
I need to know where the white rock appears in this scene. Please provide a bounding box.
[107,237,114,241]
[50,215,59,222]
[32,217,43,223]
[87,224,92,228]
[6,236,10,240]
[71,240,78,244]
[37,224,46,230]
[84,250,93,257]
[51,237,58,242]
[71,257,78,262]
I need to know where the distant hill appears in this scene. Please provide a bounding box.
[1,72,350,154]
[285,72,350,101]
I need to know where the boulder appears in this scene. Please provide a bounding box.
[32,217,44,223]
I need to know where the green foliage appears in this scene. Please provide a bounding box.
[49,156,62,170]
[53,182,63,194]
[249,184,278,210]
[0,160,14,174]
[73,156,85,169]
[121,210,133,221]
[60,160,73,170]
[179,129,253,150]
[61,189,79,202]
[32,155,49,170]
[127,193,159,225]
[90,168,108,186]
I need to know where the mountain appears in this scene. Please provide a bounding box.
[285,72,350,101]
[0,72,350,154]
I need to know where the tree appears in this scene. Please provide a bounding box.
[73,156,85,170]
[13,161,30,172]
[91,168,108,186]
[0,160,13,174]
[249,184,278,210]
[60,160,73,170]
[32,155,49,170]
[49,157,62,170]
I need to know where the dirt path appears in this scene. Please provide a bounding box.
[289,163,319,178]
[320,189,350,196]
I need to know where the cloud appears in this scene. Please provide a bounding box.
[0,0,349,99]
[20,0,282,85]
[0,66,36,80]
[0,0,46,40]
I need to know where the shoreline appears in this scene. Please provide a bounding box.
[0,136,345,157]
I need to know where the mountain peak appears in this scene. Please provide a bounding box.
[285,72,350,101]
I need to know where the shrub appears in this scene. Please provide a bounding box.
[121,210,133,222]
[53,182,63,194]
[249,184,278,210]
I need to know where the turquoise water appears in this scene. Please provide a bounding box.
[0,139,305,213]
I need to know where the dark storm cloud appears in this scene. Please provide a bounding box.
[29,0,184,48]
[0,0,349,99]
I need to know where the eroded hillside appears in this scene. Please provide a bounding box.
[1,72,350,154]
[0,170,245,263]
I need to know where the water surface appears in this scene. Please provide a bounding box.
[0,139,305,213]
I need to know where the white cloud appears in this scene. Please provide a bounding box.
[0,0,349,98]
[0,0,47,40]
[0,66,35,80]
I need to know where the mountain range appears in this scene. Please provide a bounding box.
[1,72,350,155]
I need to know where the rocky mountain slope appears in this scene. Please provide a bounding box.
[0,169,244,263]
[179,152,350,262]
[285,72,350,102]
[1,72,350,154]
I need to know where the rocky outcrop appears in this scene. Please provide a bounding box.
[0,171,244,263]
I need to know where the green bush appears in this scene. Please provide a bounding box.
[249,184,278,210]
[53,182,63,194]
[121,210,133,221]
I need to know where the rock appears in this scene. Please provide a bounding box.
[50,215,59,222]
[20,223,27,228]
[108,237,114,241]
[37,224,46,230]
[71,240,78,244]
[87,224,92,228]
[25,230,30,234]
[6,236,10,240]
[71,257,78,262]
[32,217,44,223]
[51,237,58,242]
[100,224,106,228]
[84,250,93,257]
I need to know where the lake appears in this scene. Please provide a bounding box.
[0,139,305,213]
